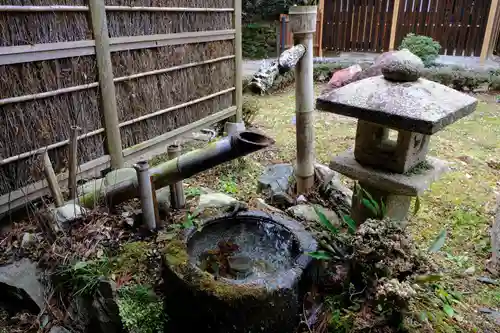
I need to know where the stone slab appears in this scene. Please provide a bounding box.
[329,149,449,196]
[316,76,478,135]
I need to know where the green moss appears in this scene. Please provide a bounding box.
[113,241,151,275]
[404,160,434,176]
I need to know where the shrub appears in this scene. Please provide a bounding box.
[489,75,500,91]
[242,23,277,59]
[422,67,491,91]
[399,33,441,67]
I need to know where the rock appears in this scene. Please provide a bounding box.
[104,168,137,187]
[317,165,353,218]
[90,281,123,333]
[296,195,308,204]
[287,204,341,226]
[50,327,71,333]
[0,259,44,314]
[327,64,362,89]
[193,192,244,218]
[78,178,106,197]
[253,198,284,214]
[21,232,37,248]
[464,266,475,275]
[155,187,171,213]
[258,163,294,199]
[478,307,500,326]
[381,49,424,82]
[50,203,86,231]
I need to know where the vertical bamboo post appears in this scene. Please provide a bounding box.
[389,0,402,51]
[481,0,500,63]
[233,0,243,123]
[88,0,124,169]
[41,151,64,207]
[292,6,316,194]
[168,145,186,209]
[68,126,81,199]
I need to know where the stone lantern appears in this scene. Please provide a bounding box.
[316,50,478,224]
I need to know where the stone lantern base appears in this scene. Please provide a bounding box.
[330,150,449,224]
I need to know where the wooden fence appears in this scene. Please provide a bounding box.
[320,0,500,59]
[0,0,242,217]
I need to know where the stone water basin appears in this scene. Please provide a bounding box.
[162,211,317,333]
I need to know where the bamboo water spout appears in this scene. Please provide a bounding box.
[75,131,275,208]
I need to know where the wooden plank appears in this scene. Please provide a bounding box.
[339,0,347,51]
[455,0,469,56]
[334,0,342,51]
[471,1,486,56]
[89,0,124,169]
[389,0,402,50]
[345,0,355,51]
[382,0,395,51]
[0,30,235,66]
[0,106,237,217]
[362,0,373,51]
[481,0,500,61]
[372,0,382,52]
[0,5,234,12]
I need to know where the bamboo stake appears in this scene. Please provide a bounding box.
[68,126,81,199]
[167,145,186,209]
[295,33,315,194]
[41,152,64,207]
[233,0,243,123]
[89,0,124,169]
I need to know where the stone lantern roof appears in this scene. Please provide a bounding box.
[316,50,478,134]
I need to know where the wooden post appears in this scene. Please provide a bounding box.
[317,0,325,57]
[233,0,243,123]
[68,126,81,199]
[389,0,402,51]
[88,0,124,169]
[41,152,64,207]
[481,0,500,63]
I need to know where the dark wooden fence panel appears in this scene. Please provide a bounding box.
[395,0,492,56]
[323,0,395,53]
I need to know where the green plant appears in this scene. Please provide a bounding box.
[56,258,113,296]
[219,177,238,194]
[399,33,441,67]
[185,186,202,198]
[242,23,277,59]
[117,284,165,333]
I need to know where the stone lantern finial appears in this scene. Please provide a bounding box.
[315,49,478,224]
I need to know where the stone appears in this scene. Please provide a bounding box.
[104,168,137,187]
[50,204,86,231]
[287,204,341,226]
[0,259,44,313]
[381,49,424,82]
[50,327,71,333]
[193,192,243,218]
[257,163,294,198]
[478,307,500,326]
[21,232,37,248]
[329,150,449,196]
[319,174,353,219]
[155,186,171,213]
[316,76,478,135]
[326,64,362,89]
[487,159,500,170]
[354,120,431,173]
[77,178,106,197]
[253,198,285,214]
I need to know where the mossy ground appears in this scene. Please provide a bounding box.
[180,85,499,330]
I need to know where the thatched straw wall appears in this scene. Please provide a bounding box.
[0,0,238,200]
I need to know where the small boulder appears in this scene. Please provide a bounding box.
[155,187,171,213]
[21,233,37,248]
[0,259,45,314]
[193,192,245,218]
[381,49,424,82]
[50,204,86,231]
[78,178,106,197]
[257,163,294,199]
[287,204,341,226]
[326,64,362,89]
[104,168,137,187]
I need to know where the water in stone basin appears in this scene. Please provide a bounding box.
[188,218,298,282]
